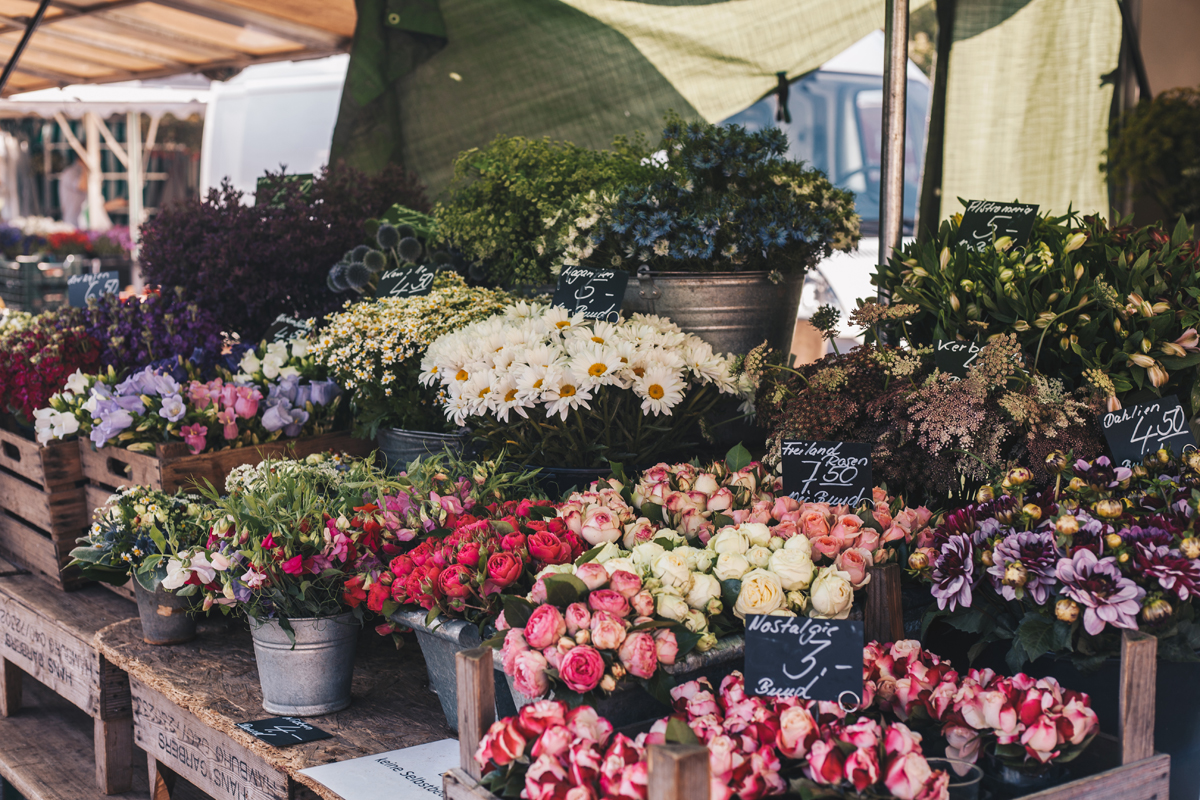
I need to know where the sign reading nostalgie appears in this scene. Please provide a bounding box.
[552,265,629,323]
[956,200,1039,252]
[744,616,864,703]
[1100,394,1198,467]
[780,440,872,506]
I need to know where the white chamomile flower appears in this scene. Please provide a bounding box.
[634,365,685,416]
[490,375,532,422]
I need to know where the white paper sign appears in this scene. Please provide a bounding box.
[298,738,459,799]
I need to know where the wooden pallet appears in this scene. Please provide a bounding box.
[79,431,374,495]
[0,426,89,589]
[0,573,139,794]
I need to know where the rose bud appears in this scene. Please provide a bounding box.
[1067,476,1087,493]
[1132,465,1149,480]
[1155,448,1171,466]
[1105,533,1123,550]
[575,629,591,645]
[610,663,626,680]
[1119,552,1131,563]
[1185,451,1200,474]
[600,675,617,692]
[1022,503,1042,522]
[908,551,929,571]
[1093,499,1124,520]
[1002,561,1028,588]
[981,549,995,567]
[1141,597,1173,625]
[1181,538,1200,560]
[1056,599,1080,623]
[696,633,717,652]
[975,486,995,504]
[1056,515,1080,536]
[1044,451,1068,475]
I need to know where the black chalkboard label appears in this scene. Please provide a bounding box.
[377,264,436,298]
[935,339,982,379]
[781,440,872,506]
[957,200,1039,252]
[67,270,120,307]
[744,616,864,703]
[262,314,314,345]
[236,717,332,747]
[1100,394,1198,467]
[552,265,629,323]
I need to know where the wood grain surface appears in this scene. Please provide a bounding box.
[865,563,903,644]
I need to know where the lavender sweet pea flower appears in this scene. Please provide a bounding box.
[1056,549,1146,636]
[158,394,187,423]
[232,581,252,603]
[309,379,341,407]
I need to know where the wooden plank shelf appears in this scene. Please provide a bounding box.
[0,573,139,794]
[96,617,452,800]
[0,427,89,590]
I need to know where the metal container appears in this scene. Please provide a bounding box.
[505,634,746,729]
[393,610,516,730]
[623,270,806,356]
[248,613,358,716]
[133,580,197,645]
[529,465,612,500]
[375,427,469,473]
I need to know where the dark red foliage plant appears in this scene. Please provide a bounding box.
[138,165,428,342]
[0,308,100,424]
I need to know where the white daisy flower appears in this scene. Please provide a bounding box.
[634,365,685,416]
[543,367,594,421]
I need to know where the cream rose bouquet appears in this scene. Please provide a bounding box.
[419,304,753,468]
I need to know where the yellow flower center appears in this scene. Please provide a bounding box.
[560,384,576,397]
[477,387,489,398]
[648,384,665,400]
[504,389,518,402]
[555,320,571,329]
[455,369,469,381]
[632,366,646,378]
[588,363,607,377]
[591,336,605,344]
[431,366,438,373]
[533,378,543,389]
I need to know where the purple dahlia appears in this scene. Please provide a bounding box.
[987,530,1060,604]
[1133,543,1200,601]
[1055,549,1145,636]
[931,533,975,611]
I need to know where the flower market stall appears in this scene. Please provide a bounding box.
[0,109,1196,800]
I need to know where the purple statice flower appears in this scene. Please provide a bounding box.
[1121,525,1174,549]
[158,394,187,423]
[1056,549,1146,636]
[931,533,975,611]
[987,529,1061,604]
[1133,543,1200,601]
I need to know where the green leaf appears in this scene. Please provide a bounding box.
[425,606,442,628]
[725,442,753,471]
[641,502,664,523]
[652,537,678,551]
[608,460,627,485]
[481,630,508,649]
[543,574,588,606]
[664,717,699,745]
[643,668,674,706]
[575,545,605,566]
[712,513,734,529]
[1172,215,1193,247]
[720,578,743,609]
[1015,612,1070,664]
[501,595,537,628]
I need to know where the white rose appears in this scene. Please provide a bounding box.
[684,609,709,633]
[631,542,666,571]
[809,567,855,620]
[768,608,797,617]
[691,548,715,573]
[733,569,785,619]
[709,527,749,555]
[673,545,700,571]
[769,549,815,591]
[786,591,809,613]
[746,545,772,569]
[739,523,772,548]
[602,557,638,577]
[714,552,751,581]
[655,592,690,622]
[784,535,813,557]
[694,473,720,494]
[591,541,623,563]
[535,563,575,579]
[652,551,694,593]
[686,573,722,611]
[768,536,785,551]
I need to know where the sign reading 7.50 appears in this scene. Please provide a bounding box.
[780,440,872,507]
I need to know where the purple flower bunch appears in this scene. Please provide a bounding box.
[920,453,1200,667]
[72,287,225,373]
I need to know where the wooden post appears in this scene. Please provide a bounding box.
[648,745,710,800]
[148,754,177,800]
[0,656,21,716]
[1119,629,1157,764]
[456,647,496,781]
[865,563,903,644]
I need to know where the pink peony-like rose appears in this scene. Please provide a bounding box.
[776,706,818,758]
[501,629,529,674]
[654,629,678,665]
[608,570,642,598]
[800,510,831,539]
[806,739,845,785]
[565,602,592,635]
[531,724,573,759]
[588,589,630,617]
[511,649,550,698]
[812,535,842,560]
[475,719,526,768]
[590,616,628,650]
[618,631,658,679]
[530,577,549,605]
[575,562,610,591]
[707,487,734,513]
[884,751,933,800]
[772,496,802,521]
[559,644,606,693]
[630,590,655,617]
[566,706,613,745]
[830,514,864,544]
[836,547,874,588]
[581,509,622,546]
[524,604,568,649]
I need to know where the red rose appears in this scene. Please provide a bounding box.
[367,580,390,613]
[456,541,483,567]
[501,531,527,553]
[437,564,475,600]
[390,555,415,579]
[559,645,605,693]
[343,575,368,608]
[483,552,523,595]
[529,532,570,564]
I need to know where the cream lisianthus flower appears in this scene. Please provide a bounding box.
[734,569,785,619]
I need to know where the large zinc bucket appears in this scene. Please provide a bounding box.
[133,580,197,645]
[623,270,806,356]
[248,613,358,716]
[375,427,469,473]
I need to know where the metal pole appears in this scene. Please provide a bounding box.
[878,0,910,298]
[0,0,51,96]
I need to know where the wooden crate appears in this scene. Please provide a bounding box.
[0,573,138,794]
[79,430,374,495]
[0,426,89,590]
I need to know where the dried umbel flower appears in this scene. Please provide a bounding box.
[1055,598,1080,622]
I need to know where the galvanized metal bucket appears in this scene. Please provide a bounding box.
[623,270,806,356]
[393,609,516,730]
[375,427,469,473]
[248,613,358,716]
[133,580,197,645]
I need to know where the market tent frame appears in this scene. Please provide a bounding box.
[0,0,354,97]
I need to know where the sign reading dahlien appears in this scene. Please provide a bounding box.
[552,265,629,323]
[957,200,1039,252]
[744,615,864,703]
[781,440,872,507]
[377,264,436,299]
[1100,394,1197,468]
[68,270,120,307]
[263,313,314,345]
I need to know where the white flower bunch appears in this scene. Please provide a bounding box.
[33,369,93,445]
[236,336,310,382]
[420,303,748,426]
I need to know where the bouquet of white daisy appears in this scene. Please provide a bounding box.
[419,304,753,467]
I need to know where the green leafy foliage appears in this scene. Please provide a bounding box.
[1105,87,1200,224]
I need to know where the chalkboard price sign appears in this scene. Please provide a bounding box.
[744,616,864,703]
[1100,394,1197,467]
[552,265,629,323]
[236,717,332,747]
[377,264,436,299]
[67,270,120,308]
[957,200,1039,252]
[780,440,872,506]
[262,314,314,345]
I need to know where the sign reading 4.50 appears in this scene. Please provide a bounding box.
[780,440,872,506]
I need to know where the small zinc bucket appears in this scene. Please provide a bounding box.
[133,580,197,645]
[248,613,358,716]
